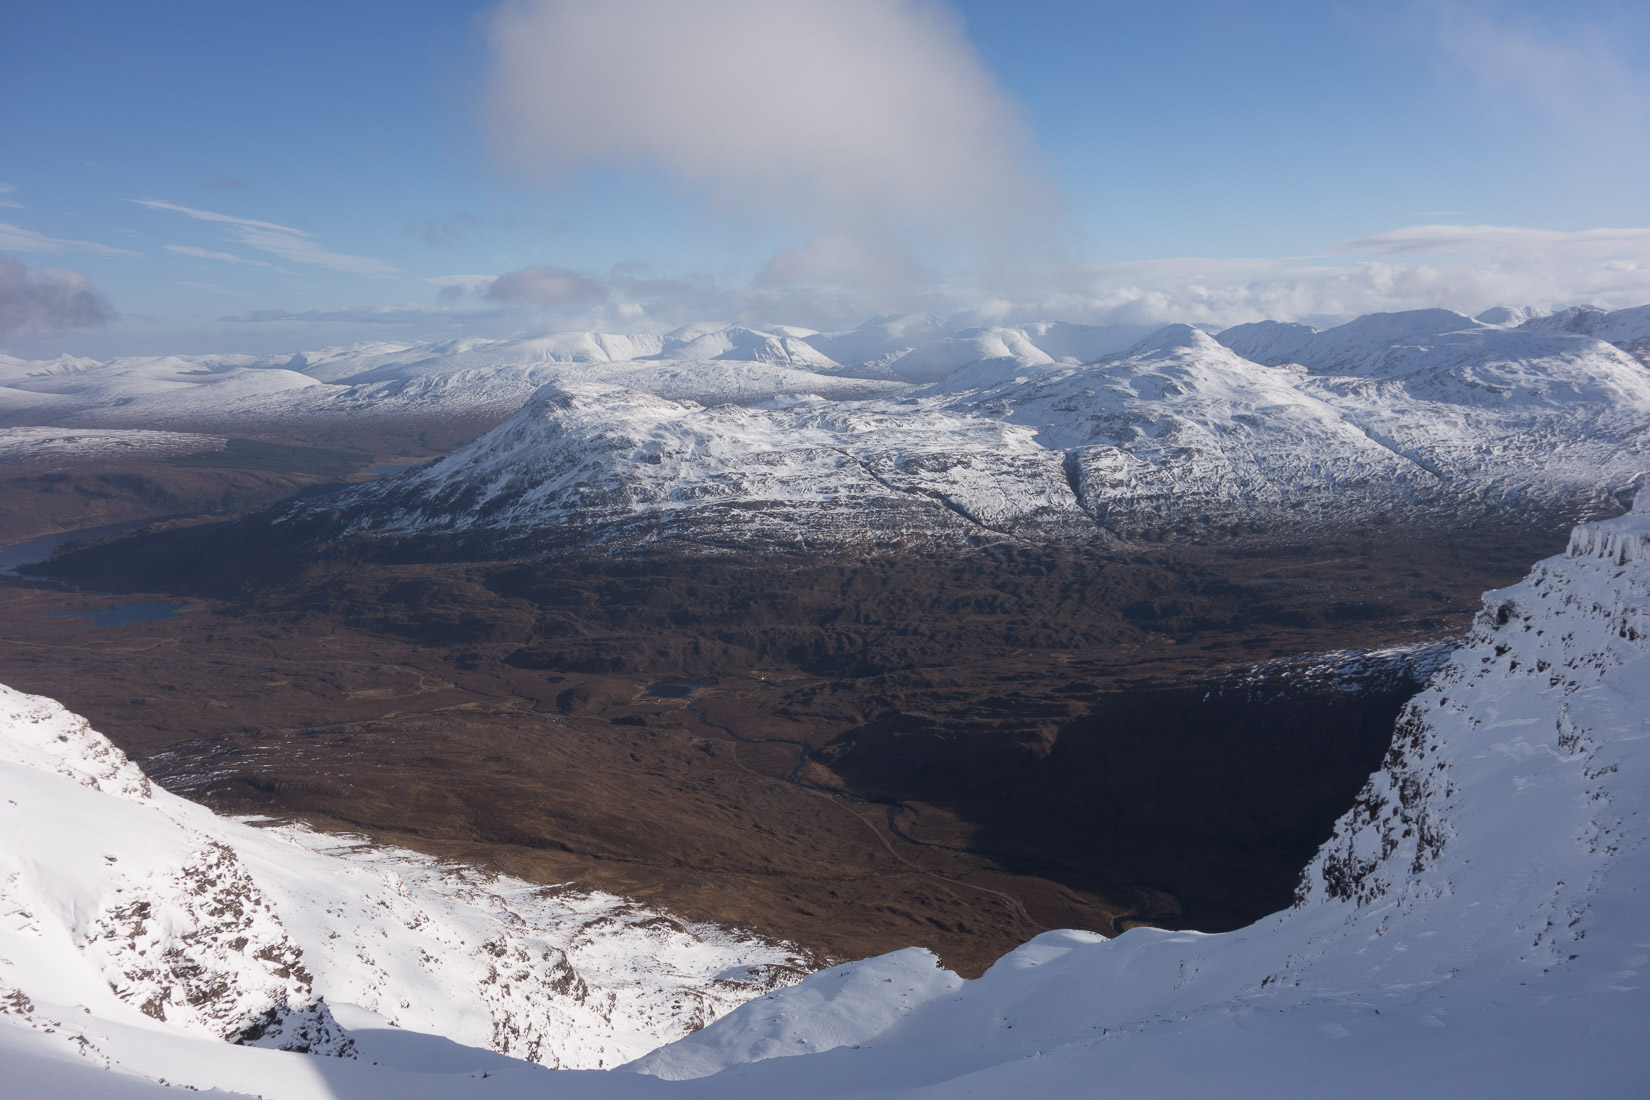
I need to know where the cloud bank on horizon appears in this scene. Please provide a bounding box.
[3,0,1650,351]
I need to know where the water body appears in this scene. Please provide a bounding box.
[645,677,718,699]
[45,600,185,627]
[0,520,157,576]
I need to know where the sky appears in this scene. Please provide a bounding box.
[3,0,1650,355]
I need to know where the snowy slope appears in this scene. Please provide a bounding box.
[320,382,1087,549]
[317,313,1650,550]
[800,312,948,371]
[9,484,1648,1097]
[0,427,225,465]
[1520,303,1650,365]
[952,325,1439,529]
[0,352,325,429]
[0,684,806,1078]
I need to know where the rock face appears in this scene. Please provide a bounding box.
[310,313,1650,554]
[0,683,806,1073]
[625,491,1650,1094]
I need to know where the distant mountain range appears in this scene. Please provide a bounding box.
[308,306,1650,553]
[5,305,1648,552]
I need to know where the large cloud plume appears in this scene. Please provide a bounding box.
[481,0,1055,252]
[0,254,113,342]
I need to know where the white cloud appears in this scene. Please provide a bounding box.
[754,233,927,298]
[229,225,399,276]
[485,265,609,307]
[438,221,1650,335]
[1428,2,1650,166]
[131,198,305,235]
[482,0,1055,255]
[218,303,479,325]
[0,222,141,257]
[131,198,398,276]
[165,243,286,270]
[1343,224,1650,257]
[0,181,20,211]
[0,254,113,341]
[428,274,499,305]
[1024,247,1650,330]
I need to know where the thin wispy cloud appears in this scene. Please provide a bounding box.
[0,222,142,257]
[131,198,398,276]
[406,210,485,250]
[130,199,306,235]
[218,303,491,325]
[1427,1,1650,169]
[231,225,399,276]
[164,243,288,271]
[1342,224,1650,257]
[0,183,21,210]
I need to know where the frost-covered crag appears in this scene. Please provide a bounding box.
[309,310,1650,554]
[0,683,806,1075]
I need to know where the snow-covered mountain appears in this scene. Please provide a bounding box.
[1519,303,1650,364]
[0,327,905,433]
[0,683,807,1079]
[7,484,1648,1096]
[310,312,1650,552]
[314,382,1089,551]
[0,317,1173,436]
[4,308,1648,550]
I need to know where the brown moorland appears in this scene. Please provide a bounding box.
[0,477,1578,975]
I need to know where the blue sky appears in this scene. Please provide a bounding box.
[3,0,1649,354]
